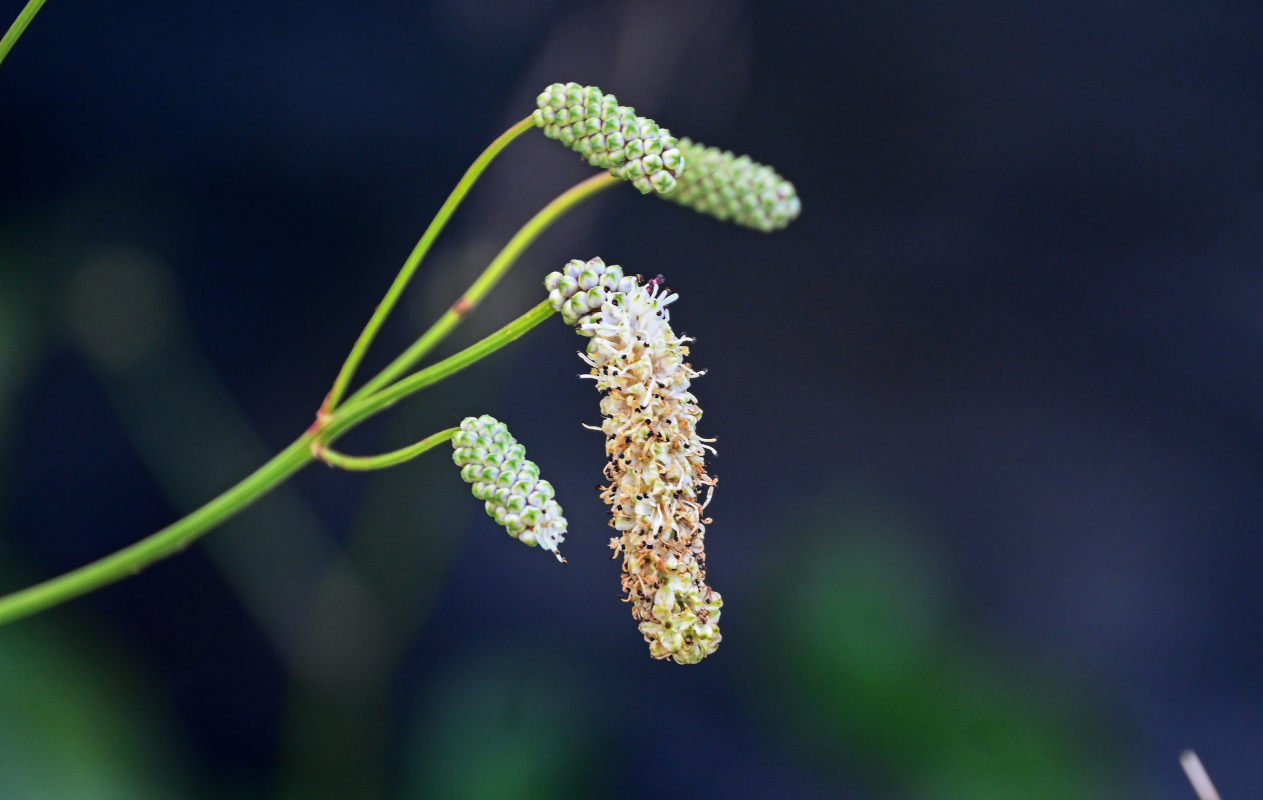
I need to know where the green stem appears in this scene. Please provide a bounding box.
[0,0,47,68]
[323,115,536,413]
[0,117,597,626]
[348,171,619,405]
[0,433,317,626]
[318,427,458,471]
[327,300,555,440]
[0,302,554,626]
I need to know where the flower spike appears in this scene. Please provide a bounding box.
[660,138,801,232]
[533,82,685,195]
[545,258,722,664]
[451,415,567,561]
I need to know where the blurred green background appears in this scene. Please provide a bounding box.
[4,0,1262,797]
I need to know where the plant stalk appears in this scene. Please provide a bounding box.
[317,427,458,471]
[0,301,554,626]
[323,115,536,413]
[348,171,618,404]
[0,0,47,69]
[0,434,316,626]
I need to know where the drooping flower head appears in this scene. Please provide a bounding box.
[545,258,722,664]
[451,415,567,562]
[533,82,685,195]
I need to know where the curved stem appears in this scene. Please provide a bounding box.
[0,0,48,69]
[318,427,458,471]
[348,171,618,405]
[323,115,536,413]
[0,123,595,626]
[0,302,554,626]
[0,433,317,626]
[327,300,555,440]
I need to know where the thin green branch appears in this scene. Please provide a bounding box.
[0,301,554,626]
[326,300,555,440]
[0,433,316,626]
[0,0,48,69]
[323,115,536,413]
[348,171,619,405]
[0,108,603,627]
[317,427,458,471]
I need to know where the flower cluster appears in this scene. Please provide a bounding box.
[661,138,801,232]
[546,258,722,664]
[533,82,685,195]
[451,415,567,561]
[544,254,639,326]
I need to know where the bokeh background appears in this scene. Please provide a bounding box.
[2,0,1261,797]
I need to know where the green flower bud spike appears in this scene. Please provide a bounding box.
[533,82,685,195]
[451,415,567,562]
[545,258,723,664]
[662,138,801,232]
[544,256,640,326]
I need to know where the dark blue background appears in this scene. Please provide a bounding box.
[2,1,1261,797]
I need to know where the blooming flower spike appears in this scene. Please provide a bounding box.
[533,82,685,195]
[451,415,567,562]
[545,258,722,664]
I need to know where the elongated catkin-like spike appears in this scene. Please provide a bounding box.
[452,415,567,562]
[546,258,721,664]
[663,138,801,231]
[533,82,685,195]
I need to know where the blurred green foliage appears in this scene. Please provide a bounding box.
[400,650,603,799]
[1,238,190,798]
[0,617,189,798]
[756,501,1132,799]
